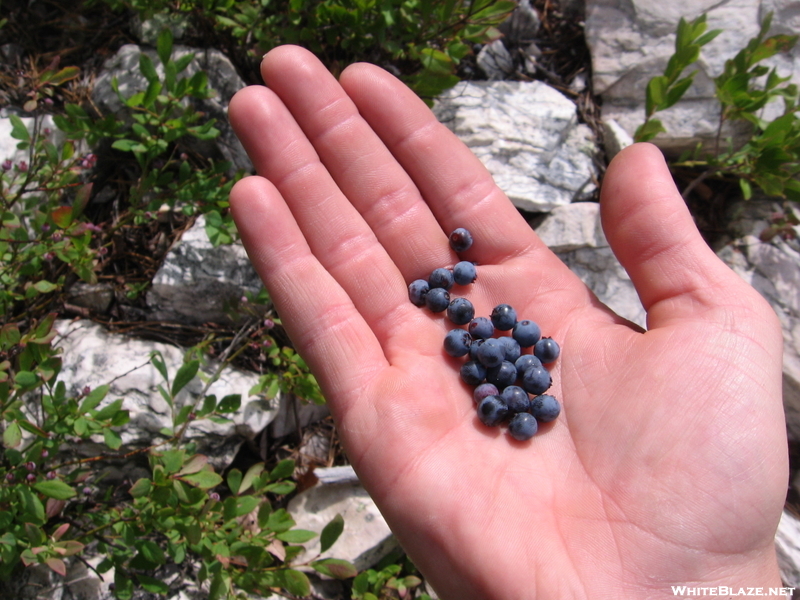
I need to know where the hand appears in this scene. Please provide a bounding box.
[228,45,788,599]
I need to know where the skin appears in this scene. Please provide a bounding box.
[228,45,789,600]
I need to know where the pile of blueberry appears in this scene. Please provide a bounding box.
[408,228,562,442]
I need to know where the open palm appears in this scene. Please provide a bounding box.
[229,46,788,599]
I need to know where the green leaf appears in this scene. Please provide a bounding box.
[281,569,311,597]
[135,539,166,566]
[157,28,174,66]
[94,398,123,420]
[320,513,345,553]
[150,350,169,383]
[269,458,295,481]
[3,422,22,449]
[171,359,199,397]
[276,529,317,544]
[14,371,38,388]
[311,558,358,579]
[177,454,208,476]
[114,570,134,600]
[239,462,265,495]
[139,53,159,83]
[103,428,122,450]
[32,280,58,294]
[645,75,668,116]
[79,384,109,413]
[227,468,242,495]
[267,508,295,533]
[111,139,138,152]
[129,478,152,498]
[47,66,80,86]
[216,393,240,413]
[138,574,169,594]
[633,118,666,143]
[180,470,223,490]
[34,480,76,500]
[9,114,30,142]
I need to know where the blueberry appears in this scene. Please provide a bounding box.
[486,360,518,389]
[512,320,541,348]
[477,395,508,427]
[530,394,561,422]
[449,228,473,253]
[453,261,477,285]
[460,360,487,386]
[469,338,485,361]
[408,279,429,307]
[501,385,530,413]
[499,336,521,363]
[473,382,500,404]
[521,365,552,395]
[444,329,472,357]
[534,337,560,363]
[490,304,517,331]
[425,287,450,313]
[515,354,542,374]
[429,267,454,290]
[476,338,504,368]
[468,317,494,340]
[508,412,538,441]
[447,297,475,325]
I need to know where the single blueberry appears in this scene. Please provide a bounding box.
[501,385,530,413]
[491,304,517,331]
[512,320,541,348]
[469,317,494,340]
[521,365,552,395]
[447,297,475,325]
[444,329,473,357]
[508,412,538,441]
[477,395,508,427]
[499,336,521,363]
[425,287,450,313]
[460,361,487,386]
[530,394,561,422]
[408,279,429,307]
[515,354,543,375]
[486,361,518,389]
[449,228,473,253]
[534,337,561,363]
[453,261,477,285]
[476,338,504,368]
[429,267,454,290]
[474,382,500,404]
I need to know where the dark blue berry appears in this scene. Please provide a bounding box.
[512,320,541,348]
[453,261,477,285]
[508,412,538,441]
[476,338,504,368]
[490,304,517,331]
[468,317,494,340]
[501,385,530,413]
[469,338,485,361]
[473,383,499,404]
[534,337,560,363]
[429,267,454,290]
[449,228,473,253]
[530,394,561,422]
[460,361,487,386]
[515,354,542,374]
[444,329,472,357]
[499,336,521,363]
[486,361,518,389]
[521,365,552,395]
[408,279,429,306]
[477,395,508,427]
[447,297,475,325]
[425,287,450,313]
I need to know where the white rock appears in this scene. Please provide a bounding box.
[434,81,598,212]
[536,202,647,328]
[53,319,276,467]
[147,214,264,325]
[602,118,634,160]
[288,465,398,571]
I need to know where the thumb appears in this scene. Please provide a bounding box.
[600,143,768,330]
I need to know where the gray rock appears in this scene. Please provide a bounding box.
[477,39,515,80]
[777,510,800,587]
[585,0,798,154]
[536,202,647,328]
[602,117,634,160]
[288,465,398,571]
[147,214,264,325]
[91,44,252,173]
[53,319,276,468]
[434,81,598,212]
[498,0,540,45]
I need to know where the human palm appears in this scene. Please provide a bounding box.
[229,46,788,599]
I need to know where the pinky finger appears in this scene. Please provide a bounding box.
[229,175,389,413]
